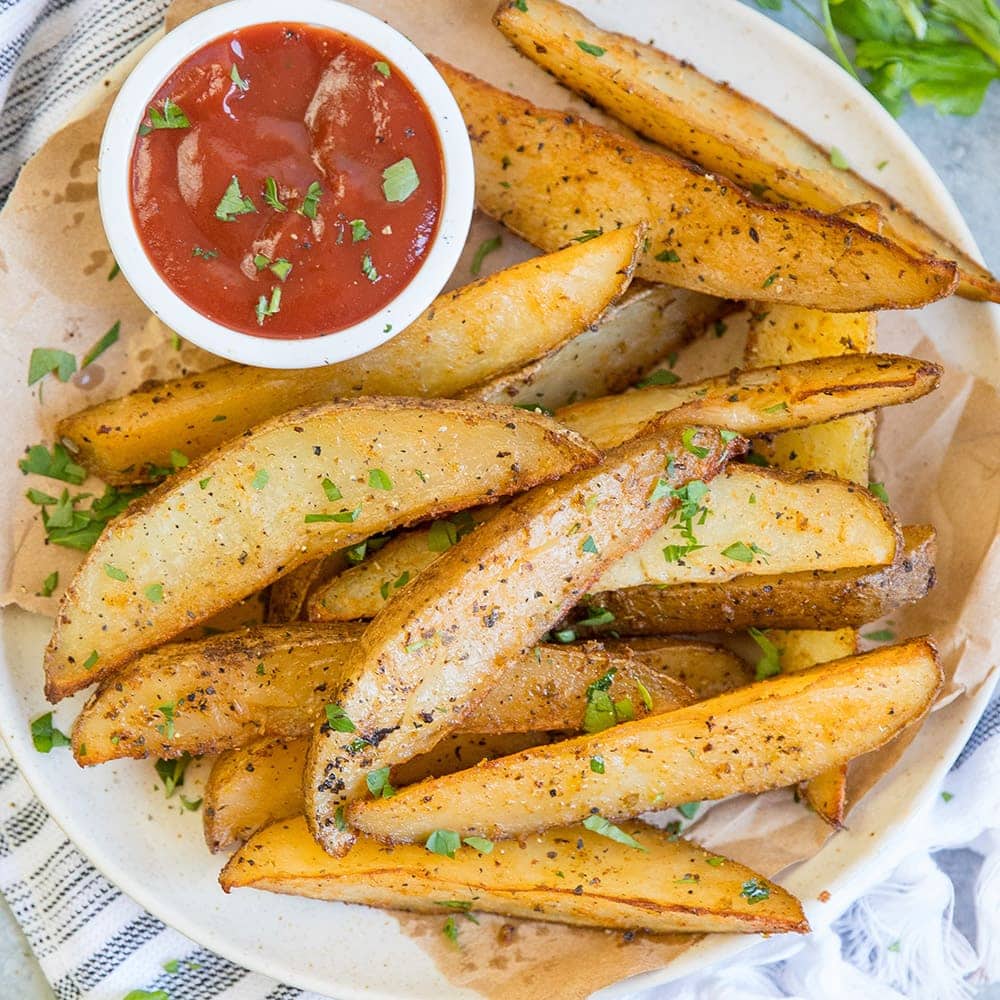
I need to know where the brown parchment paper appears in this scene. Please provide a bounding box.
[1,2,999,997]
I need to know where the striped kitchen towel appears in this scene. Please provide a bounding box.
[1,2,999,999]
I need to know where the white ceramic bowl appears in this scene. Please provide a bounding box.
[98,0,474,368]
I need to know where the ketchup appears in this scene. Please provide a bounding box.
[130,23,444,338]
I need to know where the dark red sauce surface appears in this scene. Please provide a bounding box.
[130,22,443,338]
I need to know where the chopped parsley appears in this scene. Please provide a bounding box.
[572,228,603,242]
[230,63,249,91]
[677,801,700,820]
[636,679,653,711]
[749,627,782,680]
[349,218,372,242]
[470,235,502,275]
[575,40,606,56]
[663,542,704,563]
[636,369,680,388]
[863,628,896,642]
[763,401,789,414]
[170,449,188,469]
[373,60,391,78]
[463,836,493,853]
[869,481,890,503]
[583,668,633,733]
[368,469,393,490]
[251,469,269,490]
[655,249,681,263]
[38,571,59,598]
[28,348,76,386]
[138,97,189,136]
[443,916,459,945]
[740,878,771,903]
[580,534,599,555]
[427,511,477,552]
[154,753,192,798]
[324,704,356,733]
[305,505,361,524]
[83,650,99,670]
[361,253,380,282]
[762,272,779,289]
[582,814,647,851]
[590,755,606,774]
[681,427,709,458]
[145,583,164,604]
[214,175,256,221]
[263,177,287,212]
[192,246,219,259]
[299,181,323,219]
[721,540,769,563]
[156,702,175,739]
[515,0,528,9]
[425,828,462,858]
[36,484,145,550]
[829,146,850,170]
[255,286,281,325]
[30,712,70,753]
[107,260,120,281]
[382,157,420,202]
[104,564,128,582]
[366,766,396,799]
[322,479,342,501]
[81,321,121,369]
[941,790,954,803]
[576,605,614,628]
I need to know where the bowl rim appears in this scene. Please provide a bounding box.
[97,0,474,369]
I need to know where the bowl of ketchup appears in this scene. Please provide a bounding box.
[98,0,474,368]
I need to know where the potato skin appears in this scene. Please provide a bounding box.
[576,524,936,635]
[221,815,808,936]
[493,0,995,301]
[435,59,957,311]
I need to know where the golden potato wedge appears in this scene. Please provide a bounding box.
[58,226,643,484]
[309,464,901,620]
[593,465,899,592]
[493,0,997,302]
[580,523,936,635]
[558,353,940,449]
[306,425,743,855]
[436,60,957,311]
[71,624,689,765]
[466,282,731,409]
[603,638,754,700]
[268,553,349,624]
[204,732,553,852]
[221,815,807,935]
[348,639,942,844]
[46,398,598,700]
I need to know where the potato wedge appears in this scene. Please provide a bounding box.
[348,639,942,844]
[558,353,940,450]
[268,552,349,624]
[46,398,598,700]
[309,463,901,620]
[579,523,936,635]
[466,282,731,409]
[603,638,754,700]
[593,465,899,592]
[493,0,997,302]
[306,425,743,855]
[58,226,643,484]
[221,815,807,935]
[71,625,689,765]
[436,60,957,311]
[204,732,553,852]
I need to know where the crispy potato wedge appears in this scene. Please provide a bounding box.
[466,282,731,409]
[603,638,754,700]
[46,398,598,700]
[268,553,349,624]
[204,732,553,852]
[306,425,743,854]
[558,353,940,450]
[221,815,807,935]
[348,640,942,843]
[493,0,997,302]
[309,464,901,620]
[580,523,936,635]
[58,226,642,484]
[71,624,689,765]
[436,60,957,311]
[594,465,900,592]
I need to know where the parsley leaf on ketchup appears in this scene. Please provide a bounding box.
[215,176,256,221]
[230,63,249,92]
[298,181,323,219]
[263,177,287,212]
[255,286,282,326]
[349,219,372,242]
[382,157,420,202]
[137,97,190,136]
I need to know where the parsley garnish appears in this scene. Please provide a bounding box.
[576,605,614,628]
[31,713,70,753]
[81,321,121,368]
[677,801,700,819]
[581,535,599,555]
[361,253,380,282]
[368,469,393,490]
[427,511,477,552]
[572,228,603,242]
[156,702,175,739]
[582,814,647,851]
[138,97,189,136]
[36,484,145,550]
[145,583,164,604]
[349,218,372,242]
[590,755,605,774]
[829,146,850,169]
[583,669,634,733]
[28,348,76,386]
[749,627,782,680]
[463,836,493,853]
[192,246,219,259]
[83,650,99,670]
[382,157,420,202]
[681,427,709,458]
[663,542,704,563]
[636,679,653,711]
[251,469,269,490]
[575,40,606,56]
[636,369,680,388]
[38,571,58,598]
[154,753,192,797]
[104,564,128,582]
[255,286,281,325]
[373,60,391,78]
[230,63,249,91]
[762,272,779,288]
[763,401,789,414]
[740,878,771,903]
[214,175,256,221]
[263,177,287,212]
[305,505,361,524]
[863,628,896,642]
[299,181,323,219]
[322,479,343,501]
[426,829,462,858]
[325,704,356,733]
[515,0,528,9]
[366,766,396,798]
[869,481,890,503]
[443,916,459,945]
[655,249,681,263]
[471,235,502,275]
[721,540,769,563]
[107,260,120,281]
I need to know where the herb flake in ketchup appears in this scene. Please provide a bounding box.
[130,23,444,338]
